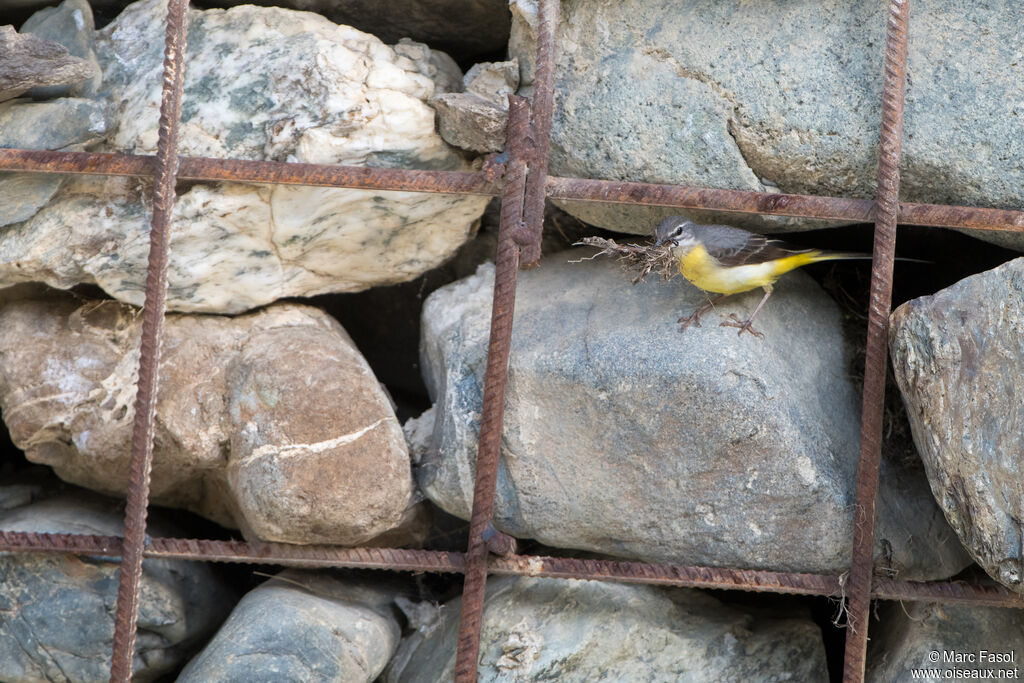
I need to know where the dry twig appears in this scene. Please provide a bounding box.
[571,236,677,284]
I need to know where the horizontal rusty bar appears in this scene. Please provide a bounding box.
[0,530,465,572]
[547,176,1024,232]
[873,576,1024,609]
[3,148,1024,232]
[4,530,1023,607]
[489,554,842,596]
[0,149,502,196]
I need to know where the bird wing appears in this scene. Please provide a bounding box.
[703,228,815,267]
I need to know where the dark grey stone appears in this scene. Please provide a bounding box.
[890,257,1024,592]
[180,571,400,683]
[0,96,109,227]
[411,252,971,578]
[385,576,828,682]
[0,492,235,682]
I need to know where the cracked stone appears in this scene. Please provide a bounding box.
[512,1,1024,249]
[0,288,415,546]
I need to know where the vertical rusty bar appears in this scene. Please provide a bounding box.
[517,0,559,268]
[108,0,189,680]
[842,1,910,681]
[452,97,531,683]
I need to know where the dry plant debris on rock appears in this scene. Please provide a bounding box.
[573,236,677,284]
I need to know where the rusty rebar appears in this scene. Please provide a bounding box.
[108,1,189,680]
[517,0,560,267]
[7,148,1024,232]
[548,177,1024,232]
[452,96,531,683]
[8,529,1024,606]
[0,149,501,195]
[843,2,910,681]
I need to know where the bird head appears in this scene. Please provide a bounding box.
[653,216,700,252]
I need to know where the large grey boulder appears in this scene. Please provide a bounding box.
[0,491,234,683]
[511,1,1024,247]
[385,576,828,682]
[890,258,1024,592]
[0,0,489,314]
[180,571,401,683]
[866,602,1024,682]
[0,288,415,546]
[411,252,971,578]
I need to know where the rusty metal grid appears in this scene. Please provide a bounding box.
[1,0,1022,681]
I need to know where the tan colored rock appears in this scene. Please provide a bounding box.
[0,288,414,545]
[430,60,519,153]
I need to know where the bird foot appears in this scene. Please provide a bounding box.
[720,314,764,338]
[677,303,714,332]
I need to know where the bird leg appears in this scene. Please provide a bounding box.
[720,284,773,338]
[678,294,728,332]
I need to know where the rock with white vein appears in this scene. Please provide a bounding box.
[0,0,489,313]
[0,287,414,545]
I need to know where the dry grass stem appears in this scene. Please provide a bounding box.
[572,236,678,284]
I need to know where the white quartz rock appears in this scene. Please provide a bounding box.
[0,0,489,313]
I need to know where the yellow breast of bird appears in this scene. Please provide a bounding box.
[678,245,810,295]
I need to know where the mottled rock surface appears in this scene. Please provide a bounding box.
[0,24,96,101]
[0,96,109,227]
[386,576,828,682]
[890,258,1024,592]
[511,1,1024,246]
[0,491,233,683]
[0,289,414,545]
[180,571,400,683]
[0,0,489,313]
[431,60,518,153]
[20,0,101,98]
[413,253,970,577]
[866,602,1024,682]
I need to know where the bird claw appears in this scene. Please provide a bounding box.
[676,302,716,333]
[677,312,703,332]
[720,314,764,338]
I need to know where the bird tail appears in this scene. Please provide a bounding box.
[770,250,928,277]
[806,251,931,264]
[805,250,871,263]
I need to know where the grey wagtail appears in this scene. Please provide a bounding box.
[654,216,869,338]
